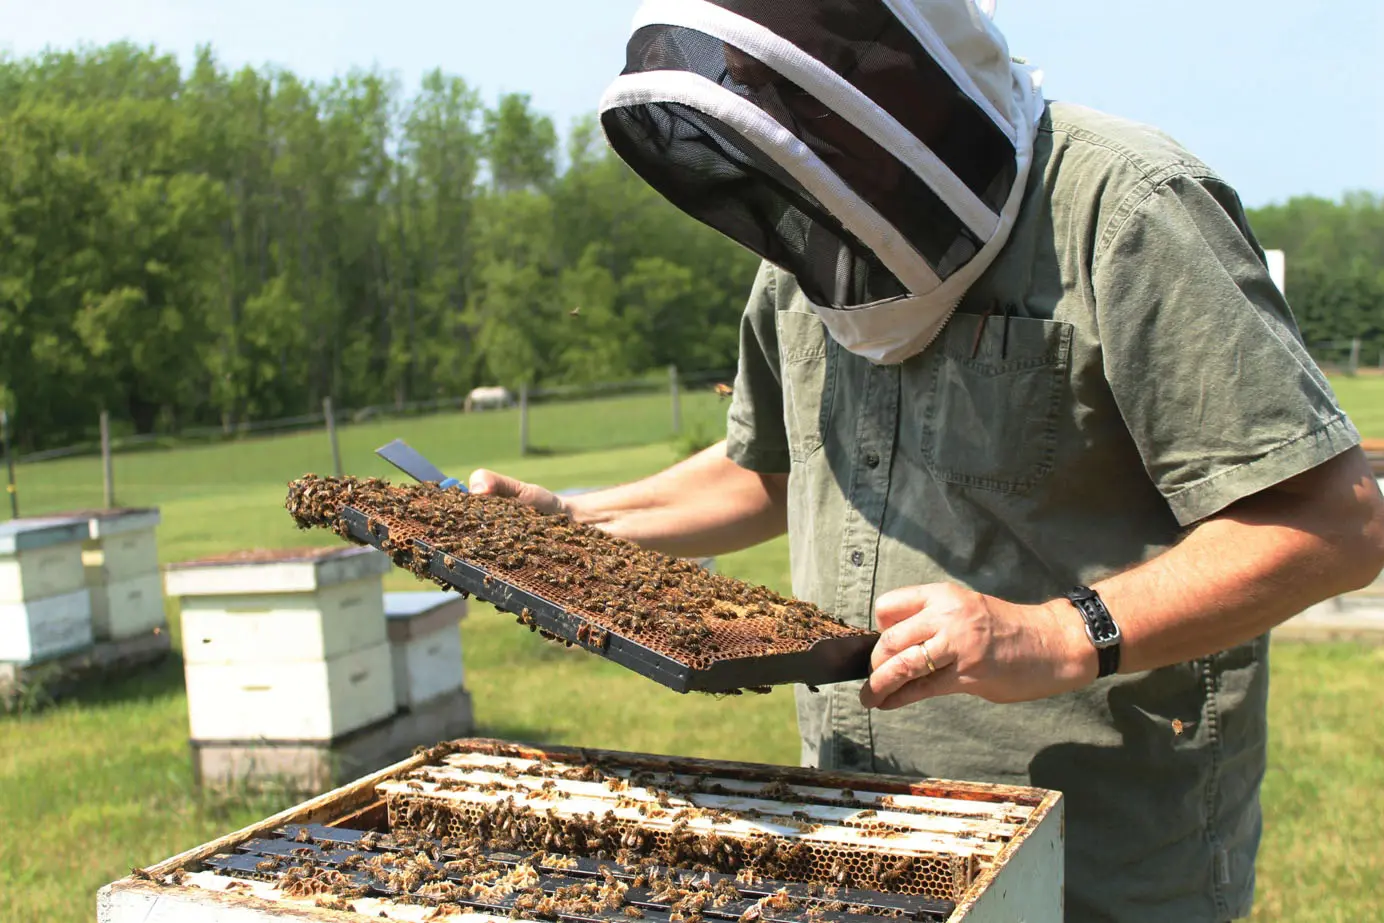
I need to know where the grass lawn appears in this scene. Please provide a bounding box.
[1,380,1382,922]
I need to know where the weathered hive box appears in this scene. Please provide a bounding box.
[0,517,94,663]
[384,591,467,710]
[98,738,1062,923]
[167,547,396,742]
[76,507,165,640]
[0,516,90,603]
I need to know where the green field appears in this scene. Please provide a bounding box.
[2,383,1383,922]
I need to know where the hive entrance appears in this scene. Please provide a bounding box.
[285,476,876,693]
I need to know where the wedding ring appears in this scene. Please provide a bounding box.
[920,640,938,675]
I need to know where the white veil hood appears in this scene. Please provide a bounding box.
[601,0,1046,363]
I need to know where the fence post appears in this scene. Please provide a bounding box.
[1350,338,1362,376]
[1,409,16,520]
[100,410,115,509]
[518,385,530,457]
[669,365,682,436]
[323,397,343,477]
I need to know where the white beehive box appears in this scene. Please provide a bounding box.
[80,507,162,582]
[0,516,91,604]
[384,591,468,710]
[183,643,395,740]
[88,572,166,641]
[0,589,94,664]
[98,739,1063,923]
[167,546,396,742]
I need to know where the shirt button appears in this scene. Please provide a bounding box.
[851,550,865,567]
[864,452,880,469]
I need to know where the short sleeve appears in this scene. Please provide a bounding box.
[725,262,792,473]
[1093,172,1359,526]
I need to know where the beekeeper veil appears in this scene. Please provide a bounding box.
[598,0,1045,364]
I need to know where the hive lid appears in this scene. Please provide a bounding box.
[44,507,163,538]
[164,545,390,597]
[0,516,92,555]
[385,591,468,642]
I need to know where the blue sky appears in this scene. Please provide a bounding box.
[2,0,1380,208]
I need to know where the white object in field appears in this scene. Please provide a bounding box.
[1265,249,1286,295]
[164,545,390,598]
[80,507,162,540]
[184,641,395,741]
[0,517,90,604]
[88,572,166,641]
[464,385,515,412]
[180,579,387,665]
[385,592,468,709]
[0,589,95,663]
[83,527,160,585]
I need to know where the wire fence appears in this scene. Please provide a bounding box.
[1308,339,1384,376]
[9,367,737,467]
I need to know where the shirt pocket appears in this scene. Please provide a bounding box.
[776,310,837,463]
[920,312,1073,493]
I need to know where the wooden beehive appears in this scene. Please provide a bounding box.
[97,739,1062,923]
[167,547,396,743]
[0,517,94,663]
[0,516,90,603]
[384,591,468,710]
[78,508,165,640]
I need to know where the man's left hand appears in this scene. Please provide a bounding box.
[859,584,1097,710]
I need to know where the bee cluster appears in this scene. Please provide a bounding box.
[285,475,868,671]
[201,820,951,923]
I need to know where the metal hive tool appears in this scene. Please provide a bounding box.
[286,455,877,695]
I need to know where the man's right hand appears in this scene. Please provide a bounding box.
[467,469,570,517]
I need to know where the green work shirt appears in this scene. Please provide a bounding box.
[724,101,1359,923]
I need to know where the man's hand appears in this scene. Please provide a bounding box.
[467,469,569,517]
[859,584,1096,710]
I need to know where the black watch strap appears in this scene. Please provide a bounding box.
[1064,586,1121,678]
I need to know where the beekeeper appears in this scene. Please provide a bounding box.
[469,1,1384,920]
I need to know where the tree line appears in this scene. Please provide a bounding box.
[0,44,1379,452]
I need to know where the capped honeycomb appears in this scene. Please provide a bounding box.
[378,751,1035,904]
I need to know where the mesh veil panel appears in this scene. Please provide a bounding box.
[602,99,905,307]
[706,0,1018,211]
[604,22,997,305]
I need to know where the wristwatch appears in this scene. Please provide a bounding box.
[1064,585,1121,678]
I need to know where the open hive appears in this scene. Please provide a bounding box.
[99,739,1063,923]
[285,476,877,694]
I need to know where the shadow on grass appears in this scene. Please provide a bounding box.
[2,651,185,718]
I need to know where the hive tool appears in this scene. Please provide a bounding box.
[375,439,468,491]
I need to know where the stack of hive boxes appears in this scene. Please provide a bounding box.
[167,546,397,750]
[166,546,473,788]
[384,591,469,711]
[0,517,94,668]
[79,508,167,643]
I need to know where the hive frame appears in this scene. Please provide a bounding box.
[97,738,1063,923]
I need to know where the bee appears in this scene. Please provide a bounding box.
[129,867,156,882]
[1172,719,1185,736]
